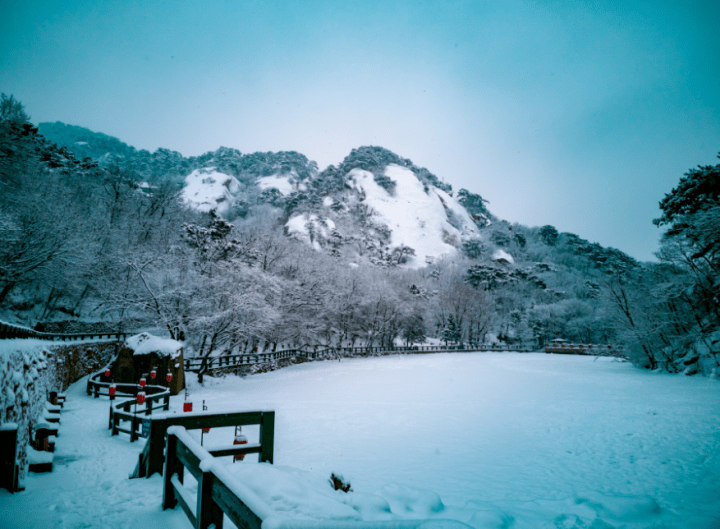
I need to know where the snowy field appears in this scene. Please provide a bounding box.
[1,352,719,528]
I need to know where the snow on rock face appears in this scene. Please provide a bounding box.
[492,249,514,264]
[286,213,335,251]
[181,167,241,214]
[257,174,294,196]
[347,165,476,268]
[125,332,182,358]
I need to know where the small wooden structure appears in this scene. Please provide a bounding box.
[114,333,185,395]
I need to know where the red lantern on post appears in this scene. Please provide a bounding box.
[150,368,157,379]
[104,367,110,378]
[233,432,248,462]
[109,383,116,397]
[166,372,173,382]
[139,377,146,388]
[137,391,146,405]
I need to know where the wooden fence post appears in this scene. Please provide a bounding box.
[147,419,167,477]
[163,433,180,510]
[197,471,224,529]
[260,412,274,464]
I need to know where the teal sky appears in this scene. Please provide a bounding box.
[2,0,719,261]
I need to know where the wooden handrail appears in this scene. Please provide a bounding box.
[184,344,540,373]
[137,410,274,481]
[162,424,467,529]
[0,320,130,342]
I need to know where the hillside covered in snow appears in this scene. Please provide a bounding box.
[8,118,716,375]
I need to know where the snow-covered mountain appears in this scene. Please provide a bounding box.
[179,150,492,268]
[181,167,241,215]
[35,122,501,269]
[284,164,480,268]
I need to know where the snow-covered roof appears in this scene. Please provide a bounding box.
[125,333,182,358]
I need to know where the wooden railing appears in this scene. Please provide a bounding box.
[184,343,539,373]
[142,410,275,480]
[162,422,468,529]
[86,367,172,442]
[0,320,129,342]
[544,342,622,355]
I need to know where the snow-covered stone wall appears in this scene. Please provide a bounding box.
[0,340,59,486]
[0,339,118,486]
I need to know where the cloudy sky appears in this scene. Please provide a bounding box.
[2,0,719,261]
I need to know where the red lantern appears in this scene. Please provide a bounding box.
[183,402,192,412]
[233,433,248,462]
[150,369,157,379]
[104,368,110,377]
[109,384,116,396]
[137,392,146,404]
[139,377,146,388]
[166,372,173,382]
[202,427,210,433]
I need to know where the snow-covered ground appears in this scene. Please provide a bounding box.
[2,353,719,528]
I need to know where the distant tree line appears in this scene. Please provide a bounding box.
[2,94,717,375]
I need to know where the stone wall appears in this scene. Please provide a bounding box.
[0,339,119,487]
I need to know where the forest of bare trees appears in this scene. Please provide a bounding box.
[1,95,718,375]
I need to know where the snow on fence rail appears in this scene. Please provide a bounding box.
[145,410,275,481]
[0,320,129,342]
[163,424,467,529]
[184,344,539,373]
[87,365,275,480]
[85,368,172,442]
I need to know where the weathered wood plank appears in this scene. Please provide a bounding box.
[160,411,265,430]
[176,440,203,480]
[207,444,261,458]
[173,479,196,527]
[211,477,263,529]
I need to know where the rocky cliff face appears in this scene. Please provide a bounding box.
[33,122,503,269]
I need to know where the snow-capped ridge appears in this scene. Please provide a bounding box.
[181,167,241,215]
[285,163,482,268]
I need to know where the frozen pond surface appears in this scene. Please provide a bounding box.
[1,352,718,528]
[183,352,720,528]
